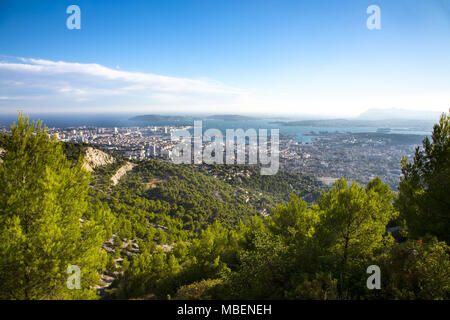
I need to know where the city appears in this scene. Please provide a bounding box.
[0,122,424,190]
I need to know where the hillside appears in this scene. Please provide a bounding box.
[71,144,325,296]
[1,114,448,301]
[85,146,325,237]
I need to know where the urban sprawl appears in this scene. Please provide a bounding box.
[0,124,421,190]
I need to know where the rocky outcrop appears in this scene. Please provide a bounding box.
[111,162,136,186]
[83,147,115,172]
[0,147,4,164]
[156,244,174,252]
[96,234,139,297]
[83,147,134,186]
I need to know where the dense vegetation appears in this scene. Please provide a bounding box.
[195,164,322,204]
[110,179,449,300]
[0,115,113,299]
[0,113,448,300]
[396,114,450,243]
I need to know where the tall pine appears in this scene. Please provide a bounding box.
[397,113,450,243]
[0,113,107,299]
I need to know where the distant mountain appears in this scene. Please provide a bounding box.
[129,114,193,122]
[271,118,436,130]
[357,108,443,121]
[271,108,443,129]
[205,114,261,121]
[130,114,260,122]
[271,119,364,127]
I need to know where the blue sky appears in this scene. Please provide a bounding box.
[0,0,449,116]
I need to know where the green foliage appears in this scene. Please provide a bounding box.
[268,194,318,242]
[316,178,396,264]
[196,164,323,204]
[224,230,293,299]
[0,113,107,299]
[397,113,450,243]
[174,279,223,300]
[140,161,256,230]
[112,222,238,299]
[106,255,117,274]
[293,273,338,300]
[218,179,399,299]
[114,247,176,298]
[1,113,448,300]
[375,238,450,299]
[110,174,449,300]
[61,142,88,166]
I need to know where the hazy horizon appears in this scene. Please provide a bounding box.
[0,107,445,120]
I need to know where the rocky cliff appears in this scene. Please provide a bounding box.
[111,162,136,186]
[0,147,4,163]
[83,147,115,172]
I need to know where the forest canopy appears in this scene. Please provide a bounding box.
[0,113,448,300]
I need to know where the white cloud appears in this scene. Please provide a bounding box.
[0,56,448,116]
[0,56,248,113]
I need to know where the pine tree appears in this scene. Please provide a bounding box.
[316,178,397,264]
[397,113,450,243]
[314,178,397,298]
[0,113,106,299]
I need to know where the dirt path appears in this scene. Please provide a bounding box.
[111,162,136,185]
